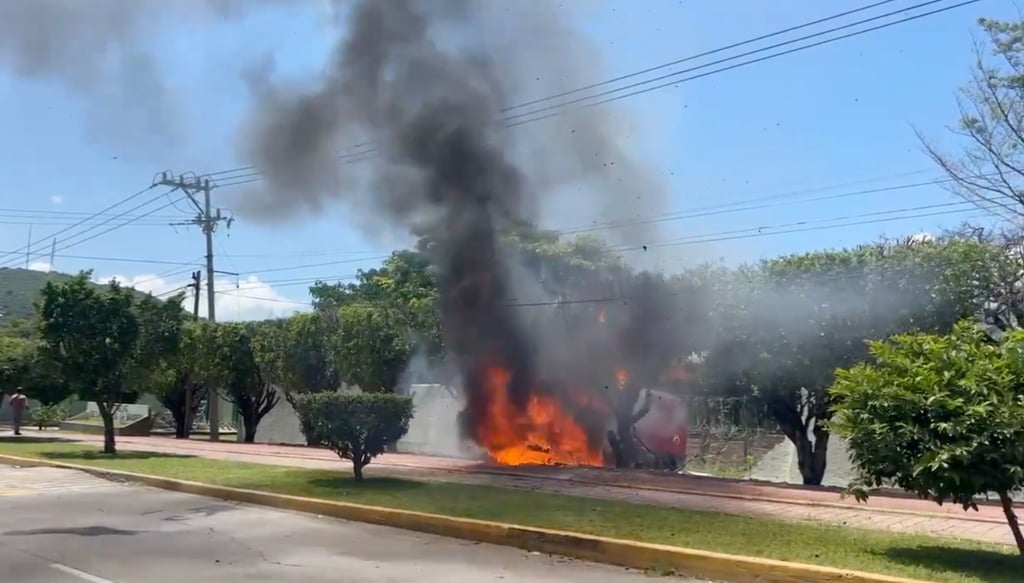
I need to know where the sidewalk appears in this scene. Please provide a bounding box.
[13,430,1015,547]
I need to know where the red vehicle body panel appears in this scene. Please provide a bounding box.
[633,389,688,459]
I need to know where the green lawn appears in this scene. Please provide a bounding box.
[0,439,1019,583]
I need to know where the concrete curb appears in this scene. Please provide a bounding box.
[0,453,936,583]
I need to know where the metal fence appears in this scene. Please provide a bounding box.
[684,396,782,468]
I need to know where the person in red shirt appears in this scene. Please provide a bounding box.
[8,387,27,436]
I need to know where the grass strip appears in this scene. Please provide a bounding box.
[0,439,1018,583]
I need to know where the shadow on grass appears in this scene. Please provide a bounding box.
[40,450,195,461]
[286,475,433,499]
[0,436,67,444]
[882,546,1023,583]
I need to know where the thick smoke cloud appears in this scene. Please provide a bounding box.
[236,1,670,247]
[0,0,310,147]
[236,0,676,449]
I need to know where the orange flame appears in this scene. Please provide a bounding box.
[474,366,604,467]
[614,368,629,389]
[662,365,693,382]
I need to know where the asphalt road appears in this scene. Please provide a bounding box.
[0,464,708,582]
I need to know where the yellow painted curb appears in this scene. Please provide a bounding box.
[0,453,936,583]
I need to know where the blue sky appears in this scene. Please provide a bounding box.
[0,0,1014,320]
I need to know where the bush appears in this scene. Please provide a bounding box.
[830,321,1024,555]
[292,391,414,480]
[31,404,67,430]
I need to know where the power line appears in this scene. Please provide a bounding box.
[560,173,985,236]
[0,189,185,269]
[46,194,188,260]
[505,0,904,112]
[609,202,986,253]
[235,200,991,302]
[14,165,998,295]
[0,184,160,265]
[226,243,1009,310]
[196,0,971,186]
[0,219,174,227]
[503,0,970,124]
[207,170,1000,273]
[15,171,992,283]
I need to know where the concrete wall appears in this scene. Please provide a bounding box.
[249,383,471,458]
[252,392,306,445]
[396,383,469,458]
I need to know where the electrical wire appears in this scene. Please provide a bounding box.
[503,0,971,124]
[226,199,994,307]
[0,184,161,265]
[197,0,971,185]
[0,189,186,269]
[225,239,1008,310]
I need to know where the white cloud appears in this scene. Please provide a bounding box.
[28,261,51,273]
[49,194,63,205]
[96,272,308,322]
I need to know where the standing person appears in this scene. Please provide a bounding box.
[8,387,27,436]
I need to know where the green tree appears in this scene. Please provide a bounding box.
[292,391,414,481]
[0,335,73,407]
[0,316,38,340]
[830,321,1024,554]
[333,303,414,393]
[195,321,279,442]
[919,17,1024,220]
[150,321,206,439]
[311,249,443,376]
[703,238,998,485]
[0,336,32,391]
[261,313,340,404]
[37,274,182,453]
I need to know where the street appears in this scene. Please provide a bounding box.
[0,464,707,582]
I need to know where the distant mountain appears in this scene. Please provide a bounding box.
[0,268,163,321]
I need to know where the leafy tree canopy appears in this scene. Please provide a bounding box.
[702,237,999,485]
[37,272,185,453]
[293,391,414,481]
[830,320,1024,554]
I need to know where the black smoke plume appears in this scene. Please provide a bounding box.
[238,0,679,455]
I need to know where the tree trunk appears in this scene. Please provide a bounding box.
[173,409,187,439]
[242,413,258,443]
[351,450,369,482]
[96,402,117,455]
[607,385,652,469]
[785,424,829,486]
[998,490,1024,555]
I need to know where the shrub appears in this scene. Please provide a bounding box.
[31,404,67,430]
[292,391,414,480]
[830,321,1024,555]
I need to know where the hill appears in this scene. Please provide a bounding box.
[0,268,168,321]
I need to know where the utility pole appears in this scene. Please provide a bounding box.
[190,270,202,321]
[48,238,56,272]
[183,270,201,439]
[155,171,232,441]
[24,225,32,269]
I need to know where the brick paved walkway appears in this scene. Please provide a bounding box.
[11,429,1014,547]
